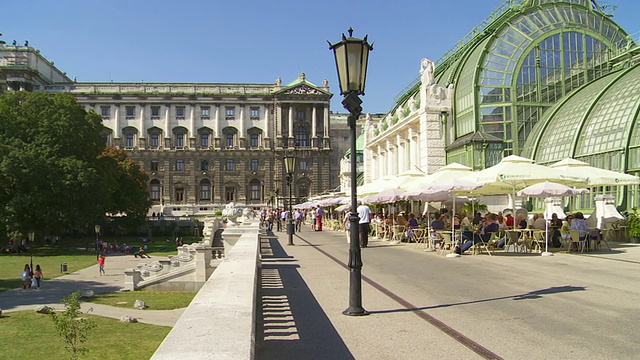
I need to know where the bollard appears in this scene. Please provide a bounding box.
[60,262,67,273]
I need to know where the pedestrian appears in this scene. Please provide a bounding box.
[98,254,106,275]
[357,201,372,248]
[21,264,32,289]
[33,265,43,289]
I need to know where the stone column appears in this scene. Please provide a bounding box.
[113,105,120,139]
[139,105,145,138]
[311,105,317,147]
[398,134,405,173]
[214,105,221,148]
[276,103,282,147]
[164,105,171,148]
[323,104,330,147]
[288,105,293,139]
[189,105,196,147]
[239,105,245,148]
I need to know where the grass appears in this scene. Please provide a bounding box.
[0,235,200,292]
[0,310,170,359]
[85,290,197,310]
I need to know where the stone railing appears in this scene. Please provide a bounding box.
[151,221,261,359]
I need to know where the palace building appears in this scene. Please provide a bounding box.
[1,39,346,214]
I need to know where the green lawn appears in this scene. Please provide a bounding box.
[0,235,200,292]
[85,290,196,310]
[0,310,170,359]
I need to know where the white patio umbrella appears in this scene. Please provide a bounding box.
[466,155,586,208]
[358,175,395,197]
[362,188,407,204]
[517,181,589,256]
[403,178,485,253]
[549,158,640,186]
[401,163,473,191]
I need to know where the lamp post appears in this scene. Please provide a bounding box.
[329,28,372,316]
[94,225,101,261]
[284,154,297,245]
[28,231,35,274]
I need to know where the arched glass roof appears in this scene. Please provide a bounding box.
[522,62,640,172]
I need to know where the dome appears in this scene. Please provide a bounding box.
[522,62,640,174]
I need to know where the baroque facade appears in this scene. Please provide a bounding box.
[1,39,341,214]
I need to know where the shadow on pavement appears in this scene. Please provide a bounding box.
[256,232,354,360]
[368,285,586,315]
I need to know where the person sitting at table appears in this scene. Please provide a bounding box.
[505,212,514,229]
[570,212,590,250]
[549,213,564,247]
[455,213,499,254]
[516,213,528,229]
[532,213,546,230]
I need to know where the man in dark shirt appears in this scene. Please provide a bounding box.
[457,213,499,254]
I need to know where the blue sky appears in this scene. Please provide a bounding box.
[3,0,639,114]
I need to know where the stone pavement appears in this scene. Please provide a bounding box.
[256,227,640,360]
[0,253,183,327]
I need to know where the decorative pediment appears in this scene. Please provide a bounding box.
[282,84,325,95]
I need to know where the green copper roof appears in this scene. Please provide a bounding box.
[284,73,318,88]
[345,133,365,157]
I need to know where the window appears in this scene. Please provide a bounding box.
[150,133,159,148]
[201,107,210,117]
[299,160,308,171]
[250,159,259,171]
[150,160,159,171]
[175,188,184,203]
[176,106,185,118]
[100,106,110,118]
[200,160,208,171]
[150,180,161,201]
[200,133,209,148]
[225,107,235,120]
[296,110,305,120]
[295,126,309,147]
[125,133,134,148]
[176,134,184,148]
[250,180,260,200]
[250,133,259,148]
[226,133,234,148]
[200,180,211,200]
[226,159,234,171]
[225,187,235,202]
[126,106,135,118]
[176,159,184,171]
[151,106,160,118]
[250,107,260,120]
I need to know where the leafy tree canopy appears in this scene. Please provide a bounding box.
[0,92,149,236]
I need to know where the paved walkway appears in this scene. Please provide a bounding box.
[256,227,640,360]
[0,254,183,327]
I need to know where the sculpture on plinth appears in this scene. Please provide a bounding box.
[222,202,243,226]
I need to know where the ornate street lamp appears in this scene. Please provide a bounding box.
[284,154,297,245]
[28,231,35,274]
[94,225,101,261]
[329,28,372,316]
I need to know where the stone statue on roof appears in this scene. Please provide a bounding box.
[420,58,435,86]
[322,78,328,87]
[276,77,282,86]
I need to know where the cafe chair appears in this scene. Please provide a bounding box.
[437,231,453,256]
[568,230,587,253]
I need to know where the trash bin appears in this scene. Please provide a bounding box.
[60,262,67,273]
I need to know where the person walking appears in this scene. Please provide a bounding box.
[357,201,372,248]
[33,265,43,289]
[98,254,106,275]
[21,264,32,289]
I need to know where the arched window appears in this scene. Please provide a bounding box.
[122,127,138,149]
[222,127,238,149]
[172,127,189,149]
[148,127,163,149]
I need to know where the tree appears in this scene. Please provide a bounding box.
[0,92,150,236]
[98,146,150,228]
[49,290,97,359]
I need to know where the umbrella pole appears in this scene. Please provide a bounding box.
[542,216,553,256]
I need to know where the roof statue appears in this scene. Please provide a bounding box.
[322,78,328,87]
[420,58,435,86]
[276,77,282,86]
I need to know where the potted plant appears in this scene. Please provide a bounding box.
[627,208,640,243]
